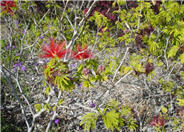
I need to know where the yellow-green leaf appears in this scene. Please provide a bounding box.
[161,106,168,113]
[45,87,50,95]
[58,99,64,105]
[177,99,184,106]
[168,45,179,58]
[179,53,184,64]
[34,104,42,113]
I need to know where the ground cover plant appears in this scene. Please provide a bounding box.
[1,0,184,132]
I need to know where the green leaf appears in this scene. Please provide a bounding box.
[179,53,184,64]
[44,103,50,111]
[80,112,98,131]
[168,45,179,58]
[121,105,131,116]
[45,87,50,95]
[78,64,83,72]
[127,117,138,131]
[177,99,184,106]
[120,66,132,76]
[180,71,184,79]
[52,105,57,111]
[34,104,42,113]
[58,99,64,105]
[82,81,89,88]
[161,106,168,113]
[103,110,120,131]
[117,0,126,6]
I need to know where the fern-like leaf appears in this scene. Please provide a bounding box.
[80,112,98,132]
[103,109,120,131]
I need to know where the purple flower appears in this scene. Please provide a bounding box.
[44,59,49,63]
[90,102,96,108]
[71,63,77,68]
[5,44,15,51]
[14,63,18,67]
[80,82,83,88]
[54,119,59,124]
[5,44,10,50]
[6,46,10,50]
[20,66,26,71]
[13,62,26,72]
[18,62,22,66]
[14,20,19,28]
[13,67,17,71]
[40,35,45,39]
[22,29,26,34]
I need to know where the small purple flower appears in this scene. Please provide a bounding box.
[14,63,18,67]
[44,59,49,63]
[12,46,15,48]
[40,35,45,39]
[14,20,19,28]
[71,63,77,68]
[18,62,22,66]
[13,67,17,71]
[54,119,59,124]
[5,44,11,51]
[22,29,26,34]
[20,66,26,71]
[90,102,96,108]
[80,82,83,88]
[6,46,10,50]
[13,62,26,72]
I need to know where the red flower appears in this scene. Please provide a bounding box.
[0,0,16,15]
[72,45,93,60]
[40,38,68,59]
[82,68,90,75]
[150,114,165,127]
[97,65,105,73]
[83,8,88,15]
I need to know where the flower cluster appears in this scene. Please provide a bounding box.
[82,68,91,76]
[72,45,93,60]
[149,114,165,127]
[0,0,16,15]
[40,38,93,60]
[90,101,96,108]
[5,44,15,51]
[40,38,68,59]
[13,62,26,72]
[97,65,105,73]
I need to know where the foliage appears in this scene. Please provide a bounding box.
[1,0,184,132]
[80,99,137,131]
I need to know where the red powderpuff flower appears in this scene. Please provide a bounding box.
[150,114,165,127]
[82,68,90,75]
[40,38,68,59]
[83,8,88,15]
[72,45,93,60]
[97,65,105,73]
[0,0,16,15]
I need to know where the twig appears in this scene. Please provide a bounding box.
[113,47,129,82]
[115,70,133,86]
